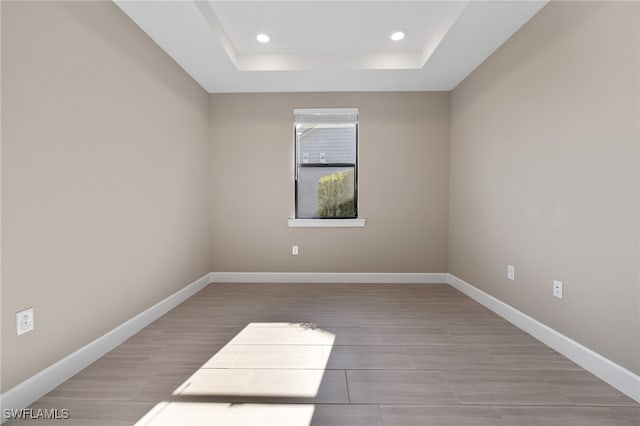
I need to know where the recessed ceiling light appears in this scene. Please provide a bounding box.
[256,33,270,43]
[390,29,407,41]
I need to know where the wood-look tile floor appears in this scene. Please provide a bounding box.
[9,283,639,425]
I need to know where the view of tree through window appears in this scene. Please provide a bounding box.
[294,109,358,219]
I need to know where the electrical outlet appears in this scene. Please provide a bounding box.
[553,280,563,299]
[507,265,515,281]
[16,307,34,336]
[292,245,299,256]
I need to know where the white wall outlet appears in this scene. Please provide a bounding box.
[292,245,299,256]
[319,153,326,163]
[553,280,563,299]
[302,153,309,163]
[507,265,515,280]
[16,307,34,336]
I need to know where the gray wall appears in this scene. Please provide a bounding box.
[449,1,639,374]
[209,92,450,273]
[1,1,212,391]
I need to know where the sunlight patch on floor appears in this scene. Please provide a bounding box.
[175,369,326,398]
[135,402,316,426]
[135,323,335,426]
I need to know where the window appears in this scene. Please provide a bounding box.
[294,108,358,220]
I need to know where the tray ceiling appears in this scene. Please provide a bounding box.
[114,0,548,93]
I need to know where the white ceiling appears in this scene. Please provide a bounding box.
[113,0,548,93]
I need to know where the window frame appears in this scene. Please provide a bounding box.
[293,108,360,221]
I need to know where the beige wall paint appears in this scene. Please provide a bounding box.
[1,1,212,391]
[450,1,639,373]
[209,92,450,273]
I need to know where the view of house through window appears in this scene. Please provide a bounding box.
[294,108,358,219]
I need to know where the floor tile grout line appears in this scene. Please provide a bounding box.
[377,404,385,426]
[32,398,640,409]
[344,370,351,404]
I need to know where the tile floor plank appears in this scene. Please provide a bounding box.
[346,370,459,404]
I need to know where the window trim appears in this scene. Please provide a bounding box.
[287,218,366,228]
[293,107,360,220]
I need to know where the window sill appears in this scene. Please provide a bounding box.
[287,218,366,228]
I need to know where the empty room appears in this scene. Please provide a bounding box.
[1,0,639,425]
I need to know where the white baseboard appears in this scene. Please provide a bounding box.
[0,273,211,419]
[209,272,448,284]
[446,273,640,403]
